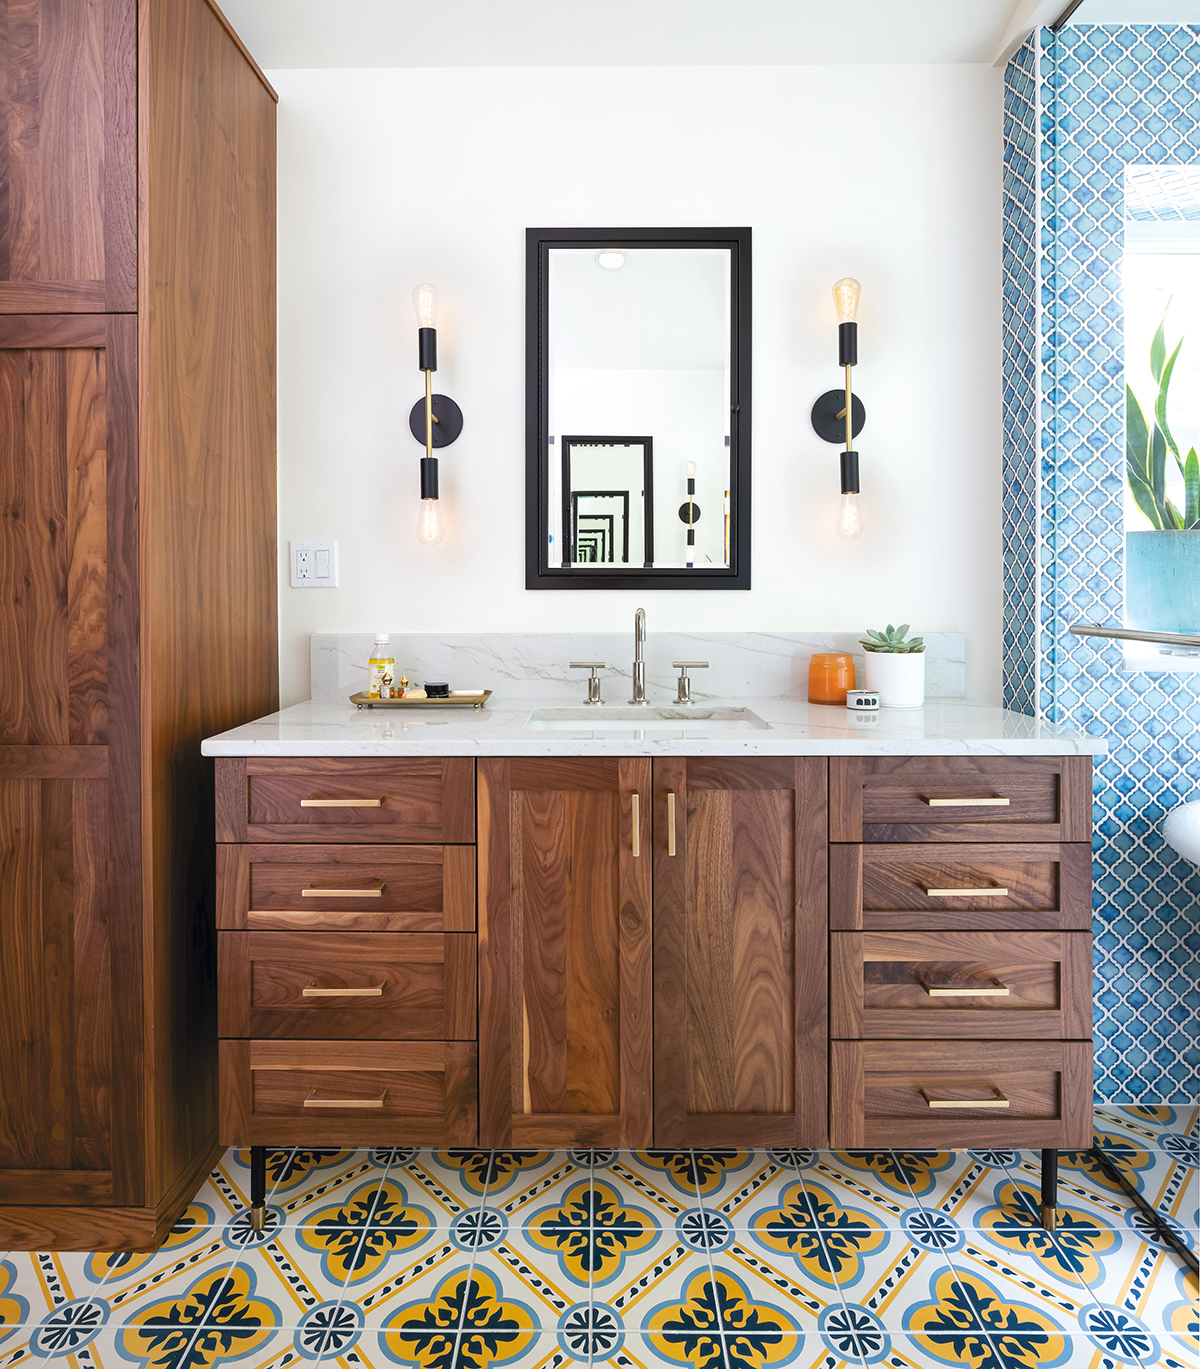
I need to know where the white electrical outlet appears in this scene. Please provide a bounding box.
[290,540,338,588]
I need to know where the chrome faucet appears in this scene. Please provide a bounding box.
[631,607,647,703]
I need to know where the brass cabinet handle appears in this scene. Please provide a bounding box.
[302,881,386,898]
[631,793,640,857]
[921,795,1010,807]
[921,980,1010,997]
[923,886,1009,898]
[667,792,676,857]
[300,796,384,808]
[302,981,385,997]
[304,1088,388,1108]
[921,1087,1009,1109]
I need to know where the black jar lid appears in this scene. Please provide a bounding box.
[424,682,449,698]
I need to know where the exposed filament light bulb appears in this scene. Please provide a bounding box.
[835,491,863,541]
[833,277,861,324]
[416,497,445,546]
[413,282,440,328]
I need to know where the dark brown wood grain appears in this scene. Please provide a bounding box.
[0,746,108,778]
[831,756,1093,843]
[654,757,827,1147]
[214,843,475,931]
[477,756,652,1147]
[243,758,474,842]
[215,757,248,841]
[217,930,476,1040]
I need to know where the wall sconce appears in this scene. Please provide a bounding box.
[810,277,865,540]
[407,282,463,546]
[679,462,700,567]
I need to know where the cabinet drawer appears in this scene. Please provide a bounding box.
[830,930,1092,1039]
[830,843,1092,931]
[830,1039,1092,1149]
[217,844,475,931]
[219,1039,477,1146]
[830,756,1091,843]
[218,931,476,1040]
[217,758,475,843]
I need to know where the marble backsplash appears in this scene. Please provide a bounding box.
[310,631,965,704]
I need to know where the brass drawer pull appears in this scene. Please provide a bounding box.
[667,792,676,857]
[632,793,640,857]
[923,886,1009,898]
[921,795,1010,807]
[302,981,386,997]
[921,979,1010,997]
[921,1087,1009,1109]
[304,1088,388,1108]
[302,881,386,898]
[300,796,384,808]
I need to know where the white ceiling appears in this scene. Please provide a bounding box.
[217,0,1200,71]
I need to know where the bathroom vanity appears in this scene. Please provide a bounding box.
[205,692,1103,1210]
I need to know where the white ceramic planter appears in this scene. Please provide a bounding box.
[862,651,925,709]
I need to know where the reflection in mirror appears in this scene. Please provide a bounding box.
[527,229,750,590]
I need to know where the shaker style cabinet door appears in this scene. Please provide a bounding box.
[653,757,828,1147]
[477,758,653,1147]
[0,0,136,312]
[0,315,141,1206]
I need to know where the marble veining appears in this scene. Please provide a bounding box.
[309,630,967,704]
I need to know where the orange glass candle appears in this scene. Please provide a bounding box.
[808,652,856,705]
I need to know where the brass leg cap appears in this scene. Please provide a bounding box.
[1041,1204,1057,1232]
[250,1204,265,1233]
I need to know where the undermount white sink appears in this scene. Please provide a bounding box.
[525,705,770,733]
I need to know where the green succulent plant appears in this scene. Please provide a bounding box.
[859,623,925,654]
[1127,299,1200,531]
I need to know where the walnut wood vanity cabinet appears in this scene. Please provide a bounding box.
[0,0,276,1250]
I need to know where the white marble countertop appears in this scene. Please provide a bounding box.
[201,695,1107,758]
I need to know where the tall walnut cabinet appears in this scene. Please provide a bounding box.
[0,0,277,1250]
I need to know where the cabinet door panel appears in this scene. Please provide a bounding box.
[0,0,136,311]
[0,316,140,1205]
[478,758,652,1147]
[654,756,827,1147]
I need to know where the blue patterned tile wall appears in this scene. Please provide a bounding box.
[1002,26,1200,1103]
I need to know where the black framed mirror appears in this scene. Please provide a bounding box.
[526,227,751,589]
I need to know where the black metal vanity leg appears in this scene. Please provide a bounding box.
[1040,1148,1058,1231]
[250,1146,267,1232]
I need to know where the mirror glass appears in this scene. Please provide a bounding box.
[527,229,750,589]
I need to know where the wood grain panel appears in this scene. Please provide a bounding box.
[831,756,1092,843]
[139,0,277,1210]
[0,745,108,778]
[244,758,474,842]
[0,315,107,347]
[478,757,652,1147]
[654,757,827,1148]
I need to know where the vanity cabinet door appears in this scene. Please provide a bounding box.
[653,757,828,1147]
[477,758,652,1147]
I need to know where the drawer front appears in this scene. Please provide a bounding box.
[830,1039,1092,1148]
[217,844,475,931]
[218,931,476,1040]
[830,756,1092,843]
[219,1039,477,1145]
[830,930,1092,1039]
[830,843,1092,931]
[217,758,475,843]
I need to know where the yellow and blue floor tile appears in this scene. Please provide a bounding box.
[0,1107,1195,1369]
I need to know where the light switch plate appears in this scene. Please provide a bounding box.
[290,540,338,588]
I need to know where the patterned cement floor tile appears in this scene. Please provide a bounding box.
[610,1326,858,1369]
[628,1151,761,1206]
[417,1152,571,1211]
[1062,1234,1198,1336]
[592,1159,693,1224]
[1094,1106,1199,1143]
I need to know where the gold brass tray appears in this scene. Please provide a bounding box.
[351,690,491,710]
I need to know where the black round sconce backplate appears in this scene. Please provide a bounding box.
[678,500,702,524]
[811,390,866,444]
[408,394,464,448]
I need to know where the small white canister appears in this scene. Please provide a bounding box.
[846,690,880,711]
[863,652,926,709]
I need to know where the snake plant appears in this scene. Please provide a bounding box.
[1127,300,1200,531]
[859,624,925,654]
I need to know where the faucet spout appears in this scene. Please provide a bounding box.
[631,608,647,704]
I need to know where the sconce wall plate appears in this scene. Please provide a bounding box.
[408,394,464,447]
[811,390,865,444]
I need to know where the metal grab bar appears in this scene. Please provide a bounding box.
[1069,623,1200,650]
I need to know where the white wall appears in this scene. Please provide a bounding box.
[274,64,1004,707]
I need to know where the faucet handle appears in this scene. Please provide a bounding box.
[570,661,607,705]
[672,661,708,704]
